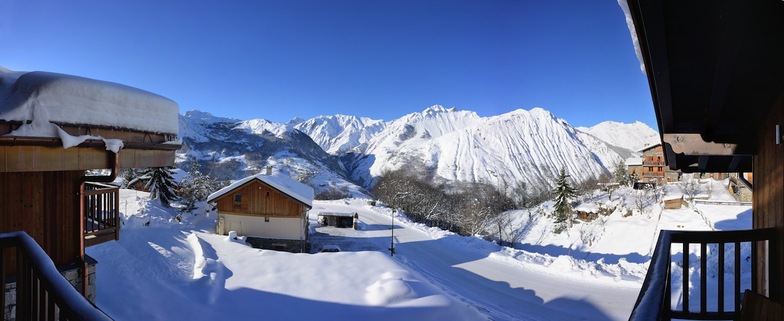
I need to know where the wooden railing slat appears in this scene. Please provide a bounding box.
[735,241,742,314]
[683,241,689,313]
[700,242,707,315]
[718,242,725,313]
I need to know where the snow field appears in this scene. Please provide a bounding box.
[87,178,750,320]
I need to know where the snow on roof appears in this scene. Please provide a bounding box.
[663,184,684,200]
[207,173,313,207]
[637,142,662,153]
[0,68,178,134]
[625,157,643,166]
[617,0,645,74]
[319,212,355,217]
[574,202,600,213]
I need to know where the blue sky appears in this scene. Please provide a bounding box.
[0,0,656,128]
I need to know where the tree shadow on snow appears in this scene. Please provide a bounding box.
[360,223,403,231]
[379,235,621,321]
[517,243,650,265]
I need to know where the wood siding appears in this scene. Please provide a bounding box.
[0,171,82,274]
[213,180,306,218]
[0,145,174,172]
[753,94,784,301]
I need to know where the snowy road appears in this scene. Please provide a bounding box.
[310,201,640,321]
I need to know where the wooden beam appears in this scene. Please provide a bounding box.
[663,133,738,155]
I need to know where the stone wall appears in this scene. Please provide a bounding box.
[246,237,310,253]
[3,256,97,321]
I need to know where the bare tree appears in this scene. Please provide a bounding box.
[681,175,700,204]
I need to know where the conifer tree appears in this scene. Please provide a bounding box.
[179,170,224,212]
[551,167,576,233]
[144,166,179,208]
[613,161,629,186]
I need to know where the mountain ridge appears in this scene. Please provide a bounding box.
[177,105,659,196]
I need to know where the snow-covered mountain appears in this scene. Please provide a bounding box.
[577,120,659,151]
[178,106,658,195]
[178,111,364,196]
[290,114,386,154]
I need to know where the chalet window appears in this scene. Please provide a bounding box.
[234,194,242,207]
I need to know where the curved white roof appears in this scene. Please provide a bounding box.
[0,68,178,134]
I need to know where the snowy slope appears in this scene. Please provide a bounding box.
[86,178,751,321]
[340,107,625,191]
[292,114,386,154]
[577,120,659,151]
[180,105,654,194]
[177,111,363,197]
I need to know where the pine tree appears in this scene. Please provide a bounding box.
[144,166,179,208]
[613,161,629,186]
[179,170,224,212]
[551,167,576,233]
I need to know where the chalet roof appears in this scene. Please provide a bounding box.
[625,0,784,172]
[319,212,355,217]
[207,173,314,208]
[0,68,178,135]
[625,157,643,166]
[574,202,599,213]
[637,143,661,153]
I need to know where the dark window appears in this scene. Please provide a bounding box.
[234,194,242,207]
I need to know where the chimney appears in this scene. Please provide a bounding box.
[266,166,272,175]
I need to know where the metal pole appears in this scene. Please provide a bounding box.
[389,210,395,256]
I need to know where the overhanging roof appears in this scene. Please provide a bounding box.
[628,0,784,172]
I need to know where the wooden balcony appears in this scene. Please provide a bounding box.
[643,160,666,166]
[0,231,112,321]
[83,182,120,247]
[629,228,778,320]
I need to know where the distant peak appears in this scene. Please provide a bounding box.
[182,109,238,124]
[422,105,456,116]
[288,116,306,125]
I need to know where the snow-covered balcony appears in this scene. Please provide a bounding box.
[629,228,778,320]
[0,232,111,320]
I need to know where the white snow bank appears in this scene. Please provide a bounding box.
[365,270,418,305]
[0,68,178,134]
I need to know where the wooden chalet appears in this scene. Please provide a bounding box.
[208,171,313,253]
[0,68,179,319]
[639,143,680,185]
[625,0,784,319]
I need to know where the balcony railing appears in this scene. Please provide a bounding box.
[0,231,112,321]
[629,228,778,321]
[83,182,120,247]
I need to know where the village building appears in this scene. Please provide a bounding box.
[208,171,313,253]
[625,156,643,183]
[319,212,355,228]
[639,143,680,185]
[0,68,179,319]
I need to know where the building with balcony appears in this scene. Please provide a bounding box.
[625,0,784,319]
[639,144,680,185]
[0,67,179,319]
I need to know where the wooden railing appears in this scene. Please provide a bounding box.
[629,228,778,321]
[0,231,112,321]
[84,182,120,246]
